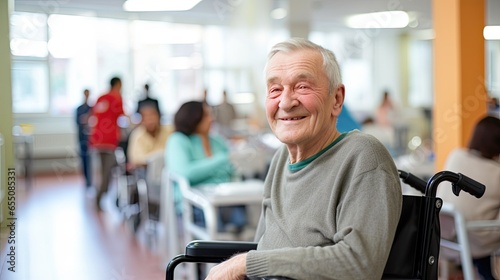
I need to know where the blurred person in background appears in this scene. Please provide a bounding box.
[127,102,172,230]
[128,103,173,170]
[212,90,237,138]
[76,88,93,189]
[89,77,125,211]
[487,95,499,118]
[136,83,160,116]
[376,90,396,127]
[165,101,247,233]
[437,115,500,280]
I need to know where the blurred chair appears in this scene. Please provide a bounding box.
[12,128,34,189]
[159,170,197,280]
[89,147,140,222]
[136,152,164,246]
[162,172,264,279]
[112,147,140,225]
[114,147,129,206]
[439,202,500,280]
[172,173,264,243]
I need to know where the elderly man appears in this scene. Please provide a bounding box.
[206,38,402,279]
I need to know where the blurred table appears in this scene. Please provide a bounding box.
[13,133,34,190]
[159,173,264,270]
[193,180,265,206]
[181,179,265,241]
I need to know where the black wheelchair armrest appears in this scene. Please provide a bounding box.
[185,240,258,258]
[166,240,258,280]
[184,241,293,280]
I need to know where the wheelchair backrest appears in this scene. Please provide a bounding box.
[382,195,442,279]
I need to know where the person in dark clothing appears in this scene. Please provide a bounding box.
[136,84,160,115]
[76,89,93,188]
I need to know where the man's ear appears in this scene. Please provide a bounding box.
[332,84,345,116]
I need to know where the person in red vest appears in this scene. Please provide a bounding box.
[89,77,125,211]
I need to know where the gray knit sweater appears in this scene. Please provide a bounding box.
[246,130,402,279]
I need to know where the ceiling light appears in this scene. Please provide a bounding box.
[346,11,409,29]
[123,0,202,12]
[483,26,500,40]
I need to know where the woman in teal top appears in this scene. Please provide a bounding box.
[165,101,246,231]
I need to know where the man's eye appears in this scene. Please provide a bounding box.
[269,88,281,96]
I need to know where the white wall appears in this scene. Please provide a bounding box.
[372,35,402,109]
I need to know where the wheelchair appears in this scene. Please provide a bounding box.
[166,170,485,280]
[165,170,486,280]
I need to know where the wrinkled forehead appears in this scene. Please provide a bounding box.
[268,48,322,64]
[266,49,324,80]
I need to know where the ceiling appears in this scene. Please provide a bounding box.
[12,0,500,34]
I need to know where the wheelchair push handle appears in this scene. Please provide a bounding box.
[453,173,485,198]
[425,170,486,198]
[398,170,427,193]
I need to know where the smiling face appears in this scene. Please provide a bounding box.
[265,49,344,159]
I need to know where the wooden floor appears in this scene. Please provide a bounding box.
[0,173,165,280]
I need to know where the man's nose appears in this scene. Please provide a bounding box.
[278,88,298,110]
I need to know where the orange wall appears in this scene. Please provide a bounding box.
[432,0,488,170]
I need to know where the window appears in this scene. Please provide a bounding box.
[10,12,49,114]
[408,39,433,108]
[48,15,130,115]
[9,12,262,119]
[11,60,49,113]
[10,12,48,58]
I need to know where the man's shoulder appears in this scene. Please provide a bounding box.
[93,94,114,113]
[129,125,146,136]
[268,145,289,165]
[77,103,91,110]
[332,131,394,167]
[109,91,123,101]
[341,130,386,149]
[144,96,158,101]
[100,90,122,100]
[139,97,159,105]
[76,104,85,112]
[95,92,113,102]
